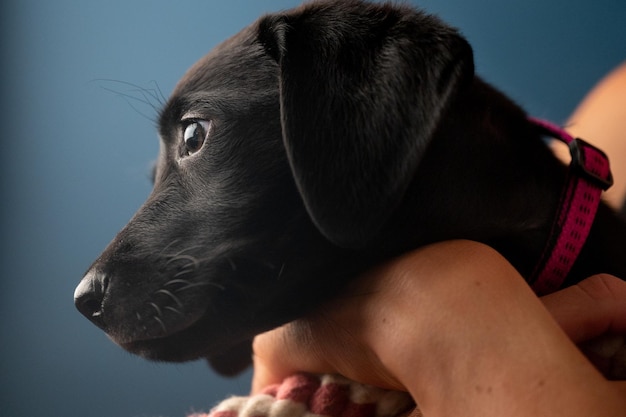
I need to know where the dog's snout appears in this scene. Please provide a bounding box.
[74,270,108,330]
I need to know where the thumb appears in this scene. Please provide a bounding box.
[541,274,626,343]
[251,322,335,394]
[541,274,626,379]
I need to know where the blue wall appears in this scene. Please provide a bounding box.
[1,1,624,416]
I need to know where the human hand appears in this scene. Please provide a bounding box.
[252,241,626,416]
[540,272,626,379]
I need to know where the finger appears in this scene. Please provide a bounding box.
[251,325,302,393]
[541,274,626,343]
[251,336,286,394]
[251,322,334,394]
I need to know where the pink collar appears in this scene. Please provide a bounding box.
[528,117,613,295]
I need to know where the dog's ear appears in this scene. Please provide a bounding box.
[258,2,474,248]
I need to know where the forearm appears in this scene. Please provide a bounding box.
[363,241,626,417]
[253,240,626,415]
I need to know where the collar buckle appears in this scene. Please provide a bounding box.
[569,137,613,191]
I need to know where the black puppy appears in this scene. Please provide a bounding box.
[75,0,626,376]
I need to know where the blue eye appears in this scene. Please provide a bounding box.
[182,120,211,156]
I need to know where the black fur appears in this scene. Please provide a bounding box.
[75,0,626,375]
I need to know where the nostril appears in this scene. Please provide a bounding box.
[74,270,108,330]
[81,298,103,317]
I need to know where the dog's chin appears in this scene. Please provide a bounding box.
[119,336,253,376]
[119,337,204,363]
[205,340,254,375]
[113,316,254,374]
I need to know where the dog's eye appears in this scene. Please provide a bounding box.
[182,120,211,156]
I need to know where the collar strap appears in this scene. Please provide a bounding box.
[528,117,613,295]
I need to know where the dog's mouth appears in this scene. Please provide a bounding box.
[76,255,283,364]
[75,270,215,346]
[115,294,259,373]
[107,291,250,364]
[116,313,219,362]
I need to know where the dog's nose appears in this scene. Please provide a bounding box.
[74,270,108,330]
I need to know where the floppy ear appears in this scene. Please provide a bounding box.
[259,2,474,248]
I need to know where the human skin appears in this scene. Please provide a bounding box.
[252,241,626,417]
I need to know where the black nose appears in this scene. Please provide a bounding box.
[74,270,108,330]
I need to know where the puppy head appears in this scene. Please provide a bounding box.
[75,0,474,374]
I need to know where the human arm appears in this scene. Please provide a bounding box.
[253,240,626,417]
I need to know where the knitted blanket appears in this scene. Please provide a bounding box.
[188,338,626,417]
[190,374,419,417]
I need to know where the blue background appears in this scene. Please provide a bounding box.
[1,1,624,416]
